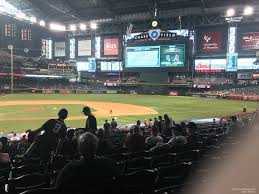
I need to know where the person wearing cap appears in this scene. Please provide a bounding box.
[23,108,68,162]
[82,106,97,134]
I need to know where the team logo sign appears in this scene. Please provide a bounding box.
[149,29,161,41]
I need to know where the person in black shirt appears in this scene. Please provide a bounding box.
[82,106,97,134]
[24,109,68,162]
[103,119,111,132]
[56,132,120,194]
[60,129,78,157]
[126,126,145,153]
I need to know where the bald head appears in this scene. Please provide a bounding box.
[78,132,98,158]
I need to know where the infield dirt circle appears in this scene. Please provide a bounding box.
[0,100,158,121]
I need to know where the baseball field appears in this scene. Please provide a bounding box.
[0,94,258,134]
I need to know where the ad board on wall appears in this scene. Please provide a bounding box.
[200,32,222,52]
[78,39,91,56]
[103,38,119,56]
[54,42,65,57]
[241,32,259,50]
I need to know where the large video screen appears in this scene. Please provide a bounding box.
[125,44,185,68]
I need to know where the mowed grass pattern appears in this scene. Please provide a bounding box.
[0,94,258,133]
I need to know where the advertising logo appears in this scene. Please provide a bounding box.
[201,32,222,52]
[104,38,119,56]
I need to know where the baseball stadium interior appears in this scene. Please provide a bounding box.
[1,0,259,194]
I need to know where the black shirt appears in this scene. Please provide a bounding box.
[41,119,67,141]
[85,114,97,133]
[56,157,120,194]
[126,134,145,153]
[103,122,111,131]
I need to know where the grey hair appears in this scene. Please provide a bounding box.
[78,132,98,158]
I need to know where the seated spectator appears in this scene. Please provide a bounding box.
[167,129,188,147]
[126,126,145,153]
[96,128,112,156]
[0,137,10,154]
[0,142,10,165]
[56,132,120,194]
[111,118,118,130]
[60,129,78,157]
[227,116,243,134]
[145,126,163,148]
[10,133,20,142]
[148,118,154,128]
[150,128,187,153]
[187,122,200,145]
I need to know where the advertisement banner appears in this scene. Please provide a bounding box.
[237,58,259,70]
[195,59,226,72]
[201,32,222,52]
[242,32,259,50]
[237,73,252,80]
[169,91,178,96]
[78,40,91,56]
[54,42,66,57]
[104,38,119,56]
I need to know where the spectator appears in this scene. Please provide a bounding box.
[149,118,154,128]
[60,129,78,157]
[0,142,10,168]
[10,133,20,142]
[24,109,68,162]
[164,114,173,129]
[111,118,118,130]
[96,128,112,156]
[0,137,10,154]
[157,116,165,134]
[82,106,97,134]
[227,116,243,134]
[56,132,120,194]
[145,126,163,148]
[103,119,111,133]
[136,120,144,136]
[187,122,200,145]
[154,117,159,127]
[126,126,145,153]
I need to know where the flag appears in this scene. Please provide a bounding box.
[126,23,133,38]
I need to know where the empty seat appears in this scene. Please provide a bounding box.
[124,157,151,174]
[156,162,192,188]
[0,176,7,194]
[151,153,176,168]
[20,188,57,194]
[8,173,50,194]
[119,169,158,194]
[11,164,45,178]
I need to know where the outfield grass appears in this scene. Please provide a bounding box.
[0,94,258,134]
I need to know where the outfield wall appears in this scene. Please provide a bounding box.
[192,93,259,102]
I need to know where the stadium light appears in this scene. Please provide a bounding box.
[244,6,254,16]
[69,24,76,31]
[49,23,66,31]
[80,23,87,30]
[226,8,235,17]
[39,20,46,27]
[30,16,37,23]
[90,22,97,30]
[16,12,26,19]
